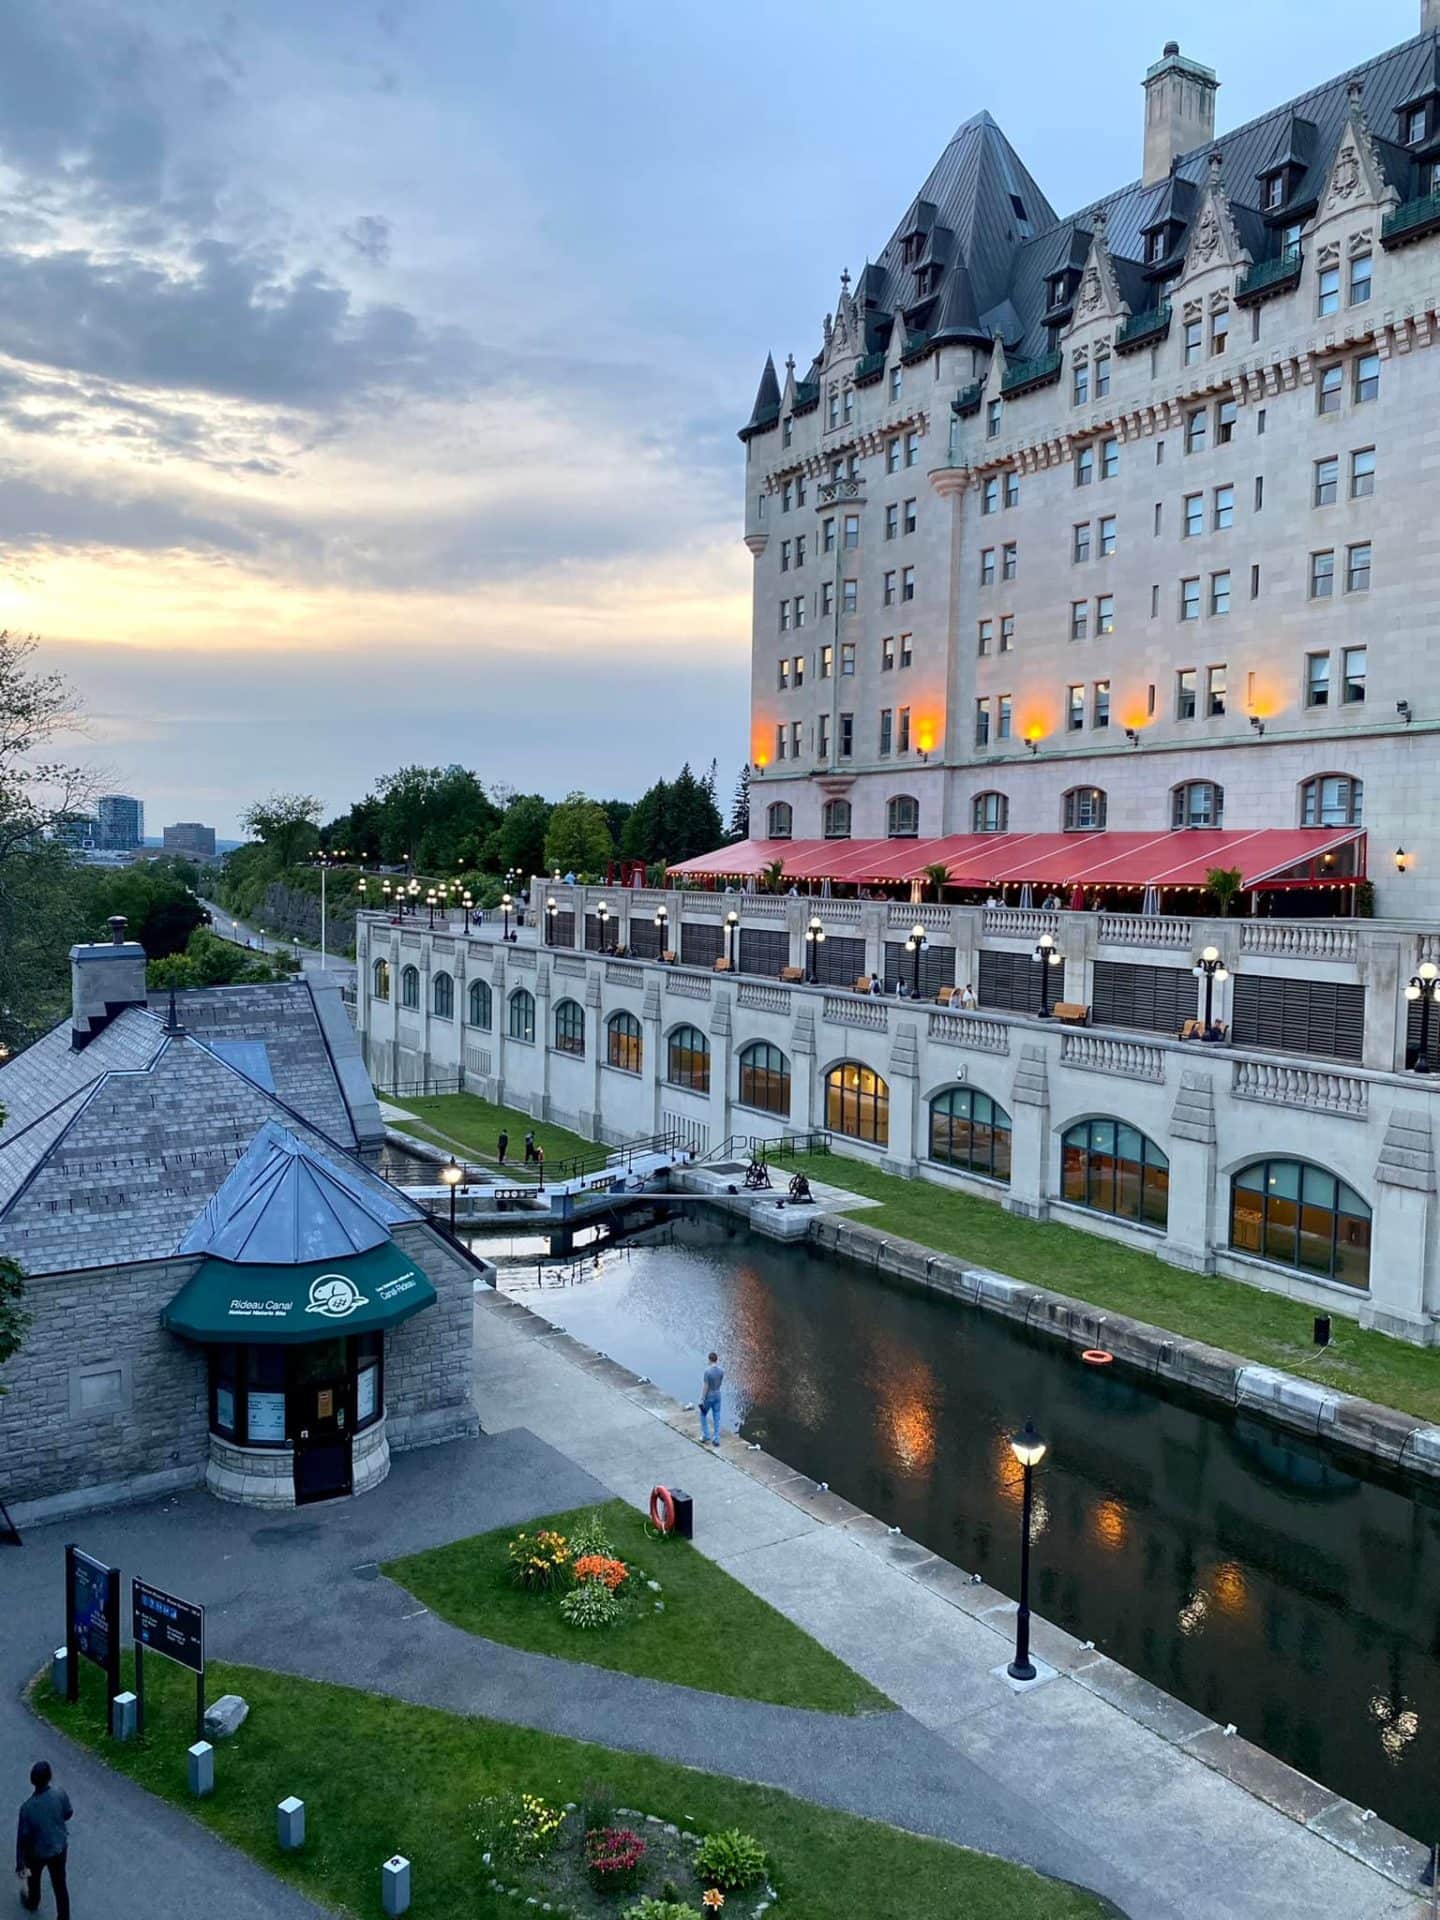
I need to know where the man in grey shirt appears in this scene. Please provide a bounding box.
[699,1351,724,1445]
[15,1760,71,1919]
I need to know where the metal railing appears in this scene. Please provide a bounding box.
[1115,303,1171,351]
[1001,348,1062,395]
[1382,189,1440,247]
[1235,248,1301,303]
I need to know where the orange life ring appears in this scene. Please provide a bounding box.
[1082,1349,1114,1366]
[649,1484,677,1533]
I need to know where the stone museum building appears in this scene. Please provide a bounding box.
[0,923,478,1520]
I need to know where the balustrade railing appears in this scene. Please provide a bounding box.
[1098,913,1192,949]
[928,1010,1010,1054]
[664,972,712,1001]
[1239,923,1358,961]
[552,954,587,977]
[1232,1058,1369,1116]
[818,899,863,922]
[1060,1032,1166,1081]
[737,983,792,1013]
[983,908,1060,938]
[509,947,537,971]
[824,993,889,1030]
[605,962,644,988]
[889,903,954,930]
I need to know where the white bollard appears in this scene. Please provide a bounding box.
[277,1796,305,1851]
[188,1742,214,1798]
[381,1854,411,1915]
[50,1648,68,1697]
[112,1692,137,1742]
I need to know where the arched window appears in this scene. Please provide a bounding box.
[467,979,492,1029]
[400,964,420,1009]
[1230,1159,1371,1288]
[973,791,1009,833]
[508,988,535,1043]
[1299,773,1363,826]
[1061,1118,1168,1226]
[432,971,454,1019]
[371,958,390,1001]
[1063,786,1107,832]
[766,801,793,840]
[823,798,852,840]
[929,1088,1011,1182]
[553,999,585,1054]
[825,1062,889,1144]
[607,1010,643,1073]
[1171,781,1223,829]
[887,794,919,839]
[738,1041,791,1116]
[666,1024,710,1092]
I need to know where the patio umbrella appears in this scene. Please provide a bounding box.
[1142,884,1160,917]
[821,877,832,898]
[1019,882,1034,910]
[1069,884,1085,912]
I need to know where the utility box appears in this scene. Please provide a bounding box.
[277,1797,306,1851]
[382,1854,412,1915]
[668,1487,694,1540]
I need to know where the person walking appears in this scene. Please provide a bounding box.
[534,1144,545,1189]
[15,1761,71,1920]
[698,1351,724,1446]
[960,982,978,1011]
[497,1129,509,1167]
[523,1130,536,1164]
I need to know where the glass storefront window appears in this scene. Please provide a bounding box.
[208,1336,385,1446]
[1061,1118,1169,1227]
[1229,1158,1371,1289]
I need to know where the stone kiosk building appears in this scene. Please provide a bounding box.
[0,922,477,1520]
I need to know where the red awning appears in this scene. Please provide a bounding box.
[669,829,1365,889]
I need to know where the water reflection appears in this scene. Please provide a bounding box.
[483,1211,1440,1840]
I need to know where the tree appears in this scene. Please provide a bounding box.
[667,763,723,865]
[96,867,207,957]
[0,1253,25,1393]
[495,794,551,880]
[1205,866,1243,919]
[241,792,322,869]
[622,780,671,865]
[544,792,613,876]
[922,862,950,898]
[729,765,751,841]
[0,630,91,870]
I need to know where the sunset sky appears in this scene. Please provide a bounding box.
[0,0,1393,835]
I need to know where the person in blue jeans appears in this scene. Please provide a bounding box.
[699,1351,724,1445]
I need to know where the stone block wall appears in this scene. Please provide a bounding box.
[385,1222,479,1449]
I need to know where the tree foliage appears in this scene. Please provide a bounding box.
[240,792,323,869]
[147,926,295,990]
[729,764,751,841]
[544,793,613,876]
[0,630,91,869]
[622,764,724,868]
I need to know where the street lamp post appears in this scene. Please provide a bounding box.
[426,888,437,930]
[545,895,559,945]
[1193,945,1229,1038]
[805,915,825,984]
[1007,1419,1049,1682]
[1406,961,1440,1073]
[905,922,928,998]
[596,901,611,953]
[462,890,474,933]
[440,1156,464,1232]
[654,903,670,958]
[1032,933,1063,1017]
[407,879,419,917]
[724,909,740,970]
[381,878,393,916]
[500,892,513,942]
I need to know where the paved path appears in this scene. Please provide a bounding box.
[198,899,356,987]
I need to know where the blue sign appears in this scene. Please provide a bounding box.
[133,1578,205,1676]
[71,1549,113,1668]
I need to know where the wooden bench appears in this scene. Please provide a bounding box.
[936,985,957,1007]
[1054,1002,1089,1026]
[779,965,804,983]
[853,975,873,995]
[1180,1018,1230,1043]
[661,949,678,965]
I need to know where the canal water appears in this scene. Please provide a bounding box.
[480,1208,1440,1843]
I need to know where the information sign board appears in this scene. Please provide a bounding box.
[133,1579,205,1675]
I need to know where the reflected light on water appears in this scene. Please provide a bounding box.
[1177,1591,1210,1636]
[875,1355,939,1475]
[1092,1498,1129,1553]
[1368,1695,1421,1761]
[1211,1562,1249,1616]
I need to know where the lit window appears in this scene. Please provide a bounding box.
[1305,652,1331,705]
[1345,543,1371,593]
[554,999,585,1055]
[1207,664,1226,716]
[1067,684,1084,732]
[1093,680,1110,728]
[666,1024,710,1092]
[1213,484,1233,530]
[1314,456,1338,506]
[824,1063,889,1145]
[739,1042,791,1116]
[1176,669,1197,719]
[1351,447,1375,497]
[1096,594,1114,635]
[1310,551,1335,599]
[1063,786,1107,830]
[1063,1119,1169,1227]
[1098,516,1116,557]
[793,654,805,687]
[1342,645,1367,702]
[973,791,1008,832]
[371,958,390,1001]
[607,1010,642,1074]
[1230,1159,1370,1289]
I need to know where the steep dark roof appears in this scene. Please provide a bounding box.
[740,352,781,440]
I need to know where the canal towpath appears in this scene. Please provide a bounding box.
[471,1285,1427,1920]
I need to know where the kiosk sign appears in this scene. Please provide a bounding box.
[133,1579,204,1675]
[64,1545,121,1733]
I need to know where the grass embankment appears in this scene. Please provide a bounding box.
[38,1658,1108,1920]
[387,1093,593,1172]
[782,1151,1440,1424]
[387,1498,890,1715]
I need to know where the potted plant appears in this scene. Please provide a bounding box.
[1204,866,1243,919]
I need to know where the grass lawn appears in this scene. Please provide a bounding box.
[387,1093,593,1172]
[37,1657,1109,1920]
[386,1498,890,1715]
[781,1150,1440,1424]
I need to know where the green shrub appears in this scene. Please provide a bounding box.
[473,1790,565,1868]
[580,1777,615,1836]
[693,1828,768,1892]
[506,1527,571,1593]
[569,1507,616,1559]
[560,1579,623,1630]
[625,1901,701,1920]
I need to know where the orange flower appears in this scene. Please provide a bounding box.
[702,1892,725,1911]
[573,1554,629,1591]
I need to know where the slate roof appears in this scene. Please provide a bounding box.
[745,26,1440,416]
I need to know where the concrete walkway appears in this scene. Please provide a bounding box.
[471,1289,1426,1920]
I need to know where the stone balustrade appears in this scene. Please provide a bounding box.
[736,983,792,1012]
[983,907,1061,938]
[1239,923,1359,961]
[928,1010,1011,1053]
[1098,913,1193,949]
[605,962,644,988]
[1232,1058,1370,1117]
[1060,1032,1167,1081]
[889,903,954,929]
[664,972,712,1000]
[824,993,889,1030]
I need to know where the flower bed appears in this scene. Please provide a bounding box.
[505,1508,665,1636]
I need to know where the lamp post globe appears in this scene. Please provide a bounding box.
[439,1155,464,1231]
[1033,934,1062,1018]
[1007,1419,1048,1682]
[596,900,611,953]
[1407,961,1440,1073]
[805,915,825,984]
[906,922,928,997]
[500,892,513,942]
[724,908,740,968]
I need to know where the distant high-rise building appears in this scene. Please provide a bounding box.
[96,795,144,851]
[163,822,217,859]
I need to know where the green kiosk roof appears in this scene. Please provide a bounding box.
[163,1240,437,1345]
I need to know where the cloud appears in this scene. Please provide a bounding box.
[341,213,393,266]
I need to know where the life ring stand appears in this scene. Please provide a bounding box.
[649,1484,677,1533]
[1081,1348,1114,1367]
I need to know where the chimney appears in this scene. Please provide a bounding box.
[70,915,150,1051]
[1426,0,1440,33]
[1143,42,1219,187]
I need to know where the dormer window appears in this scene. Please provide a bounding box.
[1146,229,1167,264]
[1047,273,1069,309]
[1264,173,1285,211]
[1408,105,1429,145]
[1281,222,1302,260]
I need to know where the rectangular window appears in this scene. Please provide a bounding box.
[904,497,917,534]
[974,698,990,747]
[782,481,792,512]
[1156,438,1166,464]
[821,580,834,615]
[999,614,1014,653]
[1070,599,1088,641]
[1004,471,1019,508]
[1097,515,1116,557]
[1250,563,1260,599]
[1101,436,1118,479]
[1150,583,1160,617]
[997,694,1012,739]
[905,431,920,467]
[842,386,854,422]
[978,618,993,656]
[795,474,806,505]
[1215,399,1236,445]
[1096,593,1115,635]
[822,516,836,552]
[1153,500,1162,536]
[779,601,790,633]
[1073,362,1090,405]
[1067,683,1084,731]
[1351,447,1375,498]
[1354,353,1379,403]
[793,654,805,687]
[790,720,801,757]
[1183,493,1203,538]
[1349,252,1372,305]
[1213,484,1234,530]
[1184,318,1203,365]
[1253,475,1263,512]
[843,513,859,549]
[899,630,913,668]
[817,712,829,756]
[887,437,901,474]
[890,365,902,400]
[781,417,791,448]
[882,634,895,671]
[1318,365,1342,415]
[885,503,898,539]
[775,723,786,761]
[1306,651,1330,706]
[1310,550,1335,599]
[838,711,853,756]
[828,389,839,429]
[1095,352,1111,397]
[1314,456,1338,506]
[987,398,1002,437]
[1075,446,1094,486]
[1207,664,1226,716]
[1343,645,1367,703]
[980,546,996,584]
[840,641,855,674]
[1073,522,1091,563]
[982,478,998,514]
[1211,307,1229,356]
[777,658,789,690]
[1002,541,1018,579]
[1093,680,1111,728]
[1210,570,1230,616]
[1317,266,1340,316]
[842,579,858,614]
[780,539,790,573]
[1176,669,1197,720]
[880,708,893,755]
[901,566,915,601]
[794,595,806,628]
[897,707,911,753]
[1185,408,1206,454]
[820,644,833,678]
[795,533,806,566]
[883,569,897,606]
[1180,577,1200,621]
[1346,542,1371,593]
